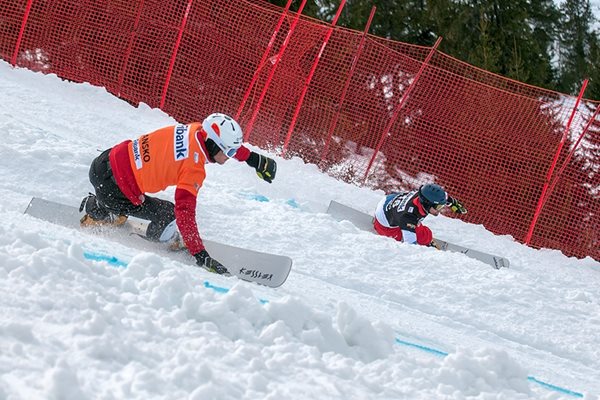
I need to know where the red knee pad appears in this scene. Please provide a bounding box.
[415,225,433,246]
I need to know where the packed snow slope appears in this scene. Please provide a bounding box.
[0,61,599,400]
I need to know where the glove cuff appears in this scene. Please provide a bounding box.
[194,249,208,264]
[245,151,260,168]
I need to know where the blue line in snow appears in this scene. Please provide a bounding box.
[285,198,299,208]
[83,251,128,267]
[81,250,583,397]
[241,192,299,208]
[393,339,583,397]
[395,338,448,357]
[203,281,229,293]
[526,376,583,398]
[249,194,270,202]
[203,281,269,304]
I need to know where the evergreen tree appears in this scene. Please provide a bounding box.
[585,33,600,99]
[315,0,434,42]
[442,0,559,88]
[557,0,597,94]
[312,0,561,89]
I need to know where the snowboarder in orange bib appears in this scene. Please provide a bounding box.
[80,113,276,274]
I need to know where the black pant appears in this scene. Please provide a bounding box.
[88,148,175,241]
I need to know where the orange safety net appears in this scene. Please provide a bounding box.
[1,0,598,261]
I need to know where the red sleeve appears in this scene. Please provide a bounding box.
[174,188,204,255]
[234,145,250,162]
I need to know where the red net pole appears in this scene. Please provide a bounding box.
[320,5,376,162]
[236,0,294,120]
[10,0,34,66]
[117,0,145,97]
[243,0,308,142]
[159,0,193,110]
[362,36,443,184]
[524,79,588,245]
[281,0,347,155]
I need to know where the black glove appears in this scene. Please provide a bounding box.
[447,197,467,214]
[246,151,277,183]
[194,249,229,275]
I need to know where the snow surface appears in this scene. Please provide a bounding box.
[0,60,599,400]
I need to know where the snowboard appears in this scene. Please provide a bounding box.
[326,200,510,269]
[24,197,293,287]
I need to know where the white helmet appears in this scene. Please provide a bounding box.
[202,113,243,158]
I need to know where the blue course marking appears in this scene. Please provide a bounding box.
[83,251,269,304]
[203,281,229,294]
[82,250,582,397]
[238,192,269,202]
[241,192,299,208]
[393,338,583,397]
[395,338,448,357]
[83,251,128,268]
[527,376,583,398]
[285,198,299,208]
[249,194,270,202]
[203,281,269,304]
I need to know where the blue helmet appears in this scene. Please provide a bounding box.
[418,184,447,209]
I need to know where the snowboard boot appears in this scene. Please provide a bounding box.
[80,213,128,227]
[157,220,187,251]
[166,230,187,252]
[79,193,128,227]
